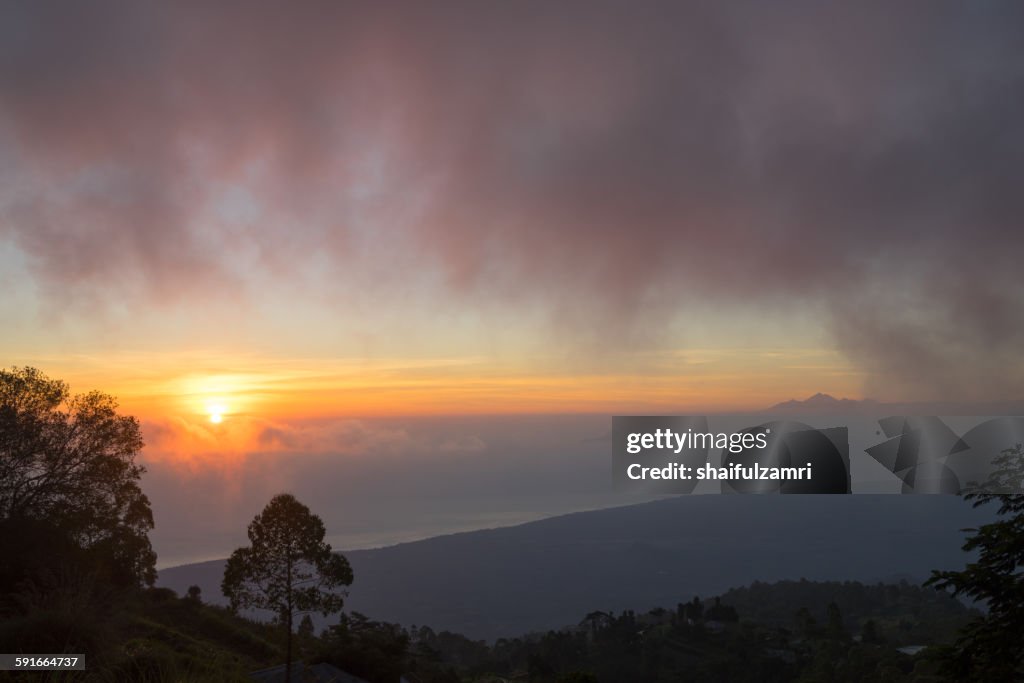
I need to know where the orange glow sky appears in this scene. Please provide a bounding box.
[15,347,860,419]
[5,345,859,464]
[3,1,1021,470]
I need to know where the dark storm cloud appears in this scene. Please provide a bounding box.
[1,2,1022,398]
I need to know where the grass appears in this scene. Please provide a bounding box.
[0,588,285,682]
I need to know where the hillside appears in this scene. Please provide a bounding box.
[415,579,979,682]
[159,494,993,640]
[719,579,976,646]
[0,577,979,683]
[0,587,284,682]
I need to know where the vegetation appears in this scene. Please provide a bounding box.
[0,575,976,682]
[0,584,284,682]
[0,368,281,680]
[140,577,959,683]
[222,493,354,682]
[722,578,974,646]
[0,366,156,588]
[926,443,1024,681]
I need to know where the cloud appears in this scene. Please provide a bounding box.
[255,420,487,457]
[256,420,415,456]
[142,415,487,462]
[2,2,1023,399]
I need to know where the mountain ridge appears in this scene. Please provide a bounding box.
[158,494,993,640]
[766,394,1024,415]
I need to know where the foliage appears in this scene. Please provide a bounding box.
[0,585,283,682]
[926,443,1024,681]
[221,493,353,679]
[0,367,156,588]
[319,611,409,682]
[316,612,462,683]
[297,614,315,639]
[722,578,974,646]
[860,619,883,645]
[395,581,977,683]
[0,574,970,682]
[0,367,160,676]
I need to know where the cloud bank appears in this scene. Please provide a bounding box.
[2,2,1022,399]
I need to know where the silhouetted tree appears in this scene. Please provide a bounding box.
[826,601,846,639]
[706,596,739,623]
[296,613,317,660]
[322,611,409,682]
[860,619,883,645]
[795,607,817,637]
[927,444,1024,681]
[0,366,155,587]
[684,596,704,622]
[222,493,353,683]
[297,614,315,640]
[186,585,202,604]
[581,611,610,638]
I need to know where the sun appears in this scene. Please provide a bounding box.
[206,401,228,424]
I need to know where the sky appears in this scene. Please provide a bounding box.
[2,2,1023,565]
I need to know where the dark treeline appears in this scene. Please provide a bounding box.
[0,576,974,682]
[306,579,976,683]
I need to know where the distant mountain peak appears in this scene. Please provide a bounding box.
[768,393,879,413]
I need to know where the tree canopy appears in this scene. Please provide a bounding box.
[926,444,1024,681]
[222,493,353,680]
[0,366,156,587]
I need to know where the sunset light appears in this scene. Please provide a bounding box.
[205,400,228,424]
